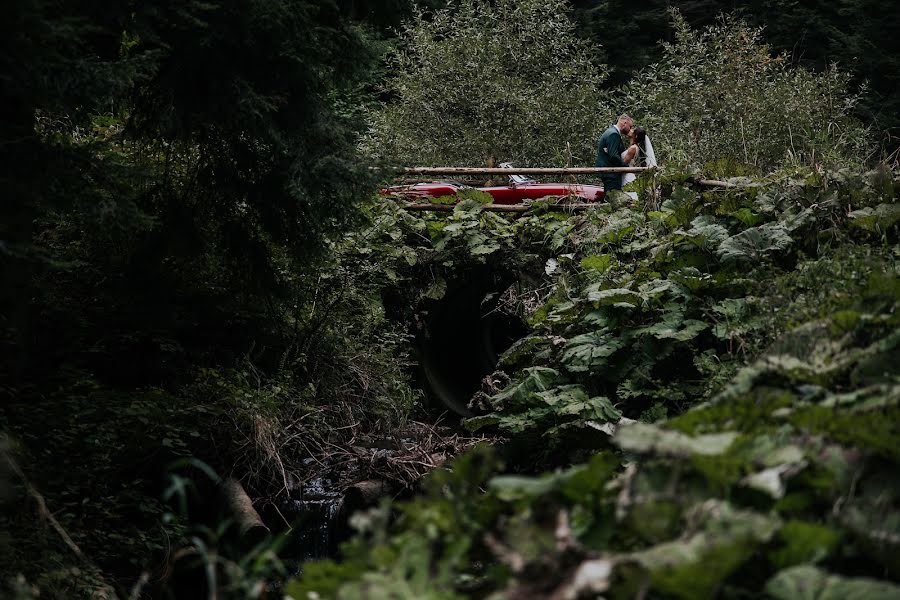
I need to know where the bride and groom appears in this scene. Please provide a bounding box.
[595,114,657,198]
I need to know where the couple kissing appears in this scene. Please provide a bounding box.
[595,114,657,198]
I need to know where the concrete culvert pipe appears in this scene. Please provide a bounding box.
[418,275,528,416]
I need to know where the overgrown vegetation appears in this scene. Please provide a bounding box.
[2,0,899,599]
[364,0,608,167]
[0,0,426,597]
[571,0,900,152]
[287,166,900,599]
[621,12,868,171]
[366,5,870,173]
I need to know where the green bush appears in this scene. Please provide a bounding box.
[621,11,868,172]
[287,165,900,600]
[363,0,608,167]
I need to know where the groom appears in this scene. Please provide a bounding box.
[595,114,633,192]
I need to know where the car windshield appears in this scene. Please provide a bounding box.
[498,162,535,185]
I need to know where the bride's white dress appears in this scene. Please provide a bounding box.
[621,134,657,199]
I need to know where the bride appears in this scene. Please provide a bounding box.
[620,127,657,199]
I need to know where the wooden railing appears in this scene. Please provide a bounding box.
[379,166,733,212]
[392,166,647,175]
[379,166,732,187]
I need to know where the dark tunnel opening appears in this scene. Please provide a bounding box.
[418,276,529,416]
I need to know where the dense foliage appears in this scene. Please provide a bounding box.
[0,1,420,597]
[621,12,867,171]
[3,0,898,598]
[572,0,900,152]
[366,5,868,173]
[288,166,900,599]
[364,0,608,167]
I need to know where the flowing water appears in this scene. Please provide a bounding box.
[280,474,346,562]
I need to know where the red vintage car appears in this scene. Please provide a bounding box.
[381,165,605,205]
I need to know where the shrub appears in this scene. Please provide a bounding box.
[363,0,608,167]
[621,11,868,173]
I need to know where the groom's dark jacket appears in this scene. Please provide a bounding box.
[595,125,626,190]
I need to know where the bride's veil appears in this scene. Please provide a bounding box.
[644,134,658,167]
[623,131,657,200]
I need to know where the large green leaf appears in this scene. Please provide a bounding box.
[765,566,900,600]
[580,254,617,273]
[489,474,560,501]
[585,287,643,307]
[615,422,738,457]
[849,203,900,233]
[626,501,780,600]
[718,223,793,263]
[637,309,708,342]
[491,367,563,408]
[561,329,626,372]
[675,215,729,250]
[660,186,700,228]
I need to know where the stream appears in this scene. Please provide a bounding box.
[284,475,346,561]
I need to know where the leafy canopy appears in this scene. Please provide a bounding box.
[364,0,608,167]
[621,10,867,173]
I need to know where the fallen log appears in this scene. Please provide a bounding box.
[221,478,270,544]
[342,479,395,512]
[377,166,737,189]
[697,178,735,188]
